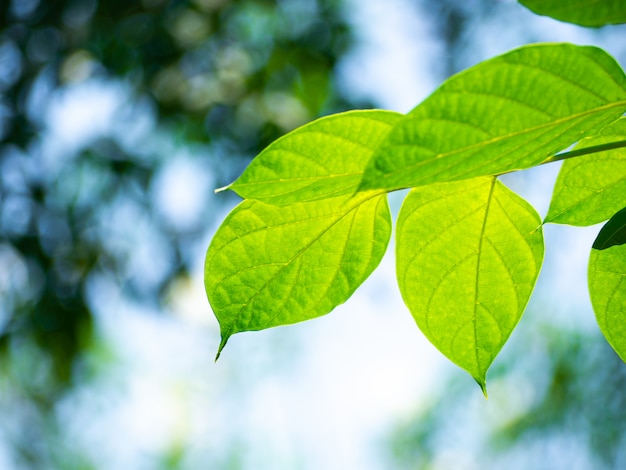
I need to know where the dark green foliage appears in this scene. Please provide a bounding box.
[0,0,362,466]
[593,207,626,250]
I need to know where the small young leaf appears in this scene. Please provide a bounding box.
[589,241,626,363]
[519,0,626,27]
[396,177,544,392]
[205,191,391,358]
[361,44,626,193]
[592,206,626,250]
[221,110,402,205]
[545,118,626,226]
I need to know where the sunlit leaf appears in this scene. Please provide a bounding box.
[396,177,544,393]
[589,236,626,362]
[545,118,626,226]
[593,206,626,250]
[205,191,391,358]
[519,0,626,27]
[220,110,402,205]
[361,44,626,192]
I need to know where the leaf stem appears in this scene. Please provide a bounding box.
[542,139,626,165]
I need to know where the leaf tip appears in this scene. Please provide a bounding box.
[215,333,231,362]
[476,378,488,399]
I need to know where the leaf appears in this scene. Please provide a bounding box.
[205,191,391,358]
[360,44,626,193]
[589,240,626,363]
[545,118,626,226]
[519,0,626,27]
[396,177,544,393]
[220,110,402,205]
[593,206,626,250]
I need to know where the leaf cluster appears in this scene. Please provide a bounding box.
[206,3,626,393]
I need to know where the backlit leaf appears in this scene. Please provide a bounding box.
[220,110,402,205]
[589,240,626,363]
[205,191,391,358]
[545,118,626,226]
[519,0,626,27]
[396,177,544,393]
[361,44,626,193]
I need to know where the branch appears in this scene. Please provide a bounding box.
[542,139,626,165]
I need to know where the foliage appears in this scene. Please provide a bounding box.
[545,119,626,226]
[359,44,626,192]
[518,0,626,27]
[396,177,543,393]
[206,3,626,393]
[207,189,392,359]
[0,0,361,466]
[0,0,356,376]
[589,208,626,363]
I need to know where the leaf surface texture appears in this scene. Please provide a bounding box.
[396,177,544,391]
[545,118,626,226]
[361,44,626,192]
[589,226,626,362]
[205,191,391,357]
[225,110,402,205]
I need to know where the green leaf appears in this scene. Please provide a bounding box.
[220,110,402,205]
[545,118,626,226]
[360,43,626,193]
[519,0,626,27]
[593,206,626,250]
[589,241,626,363]
[205,191,391,358]
[396,177,544,393]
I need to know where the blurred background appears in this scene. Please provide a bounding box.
[1,0,626,468]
